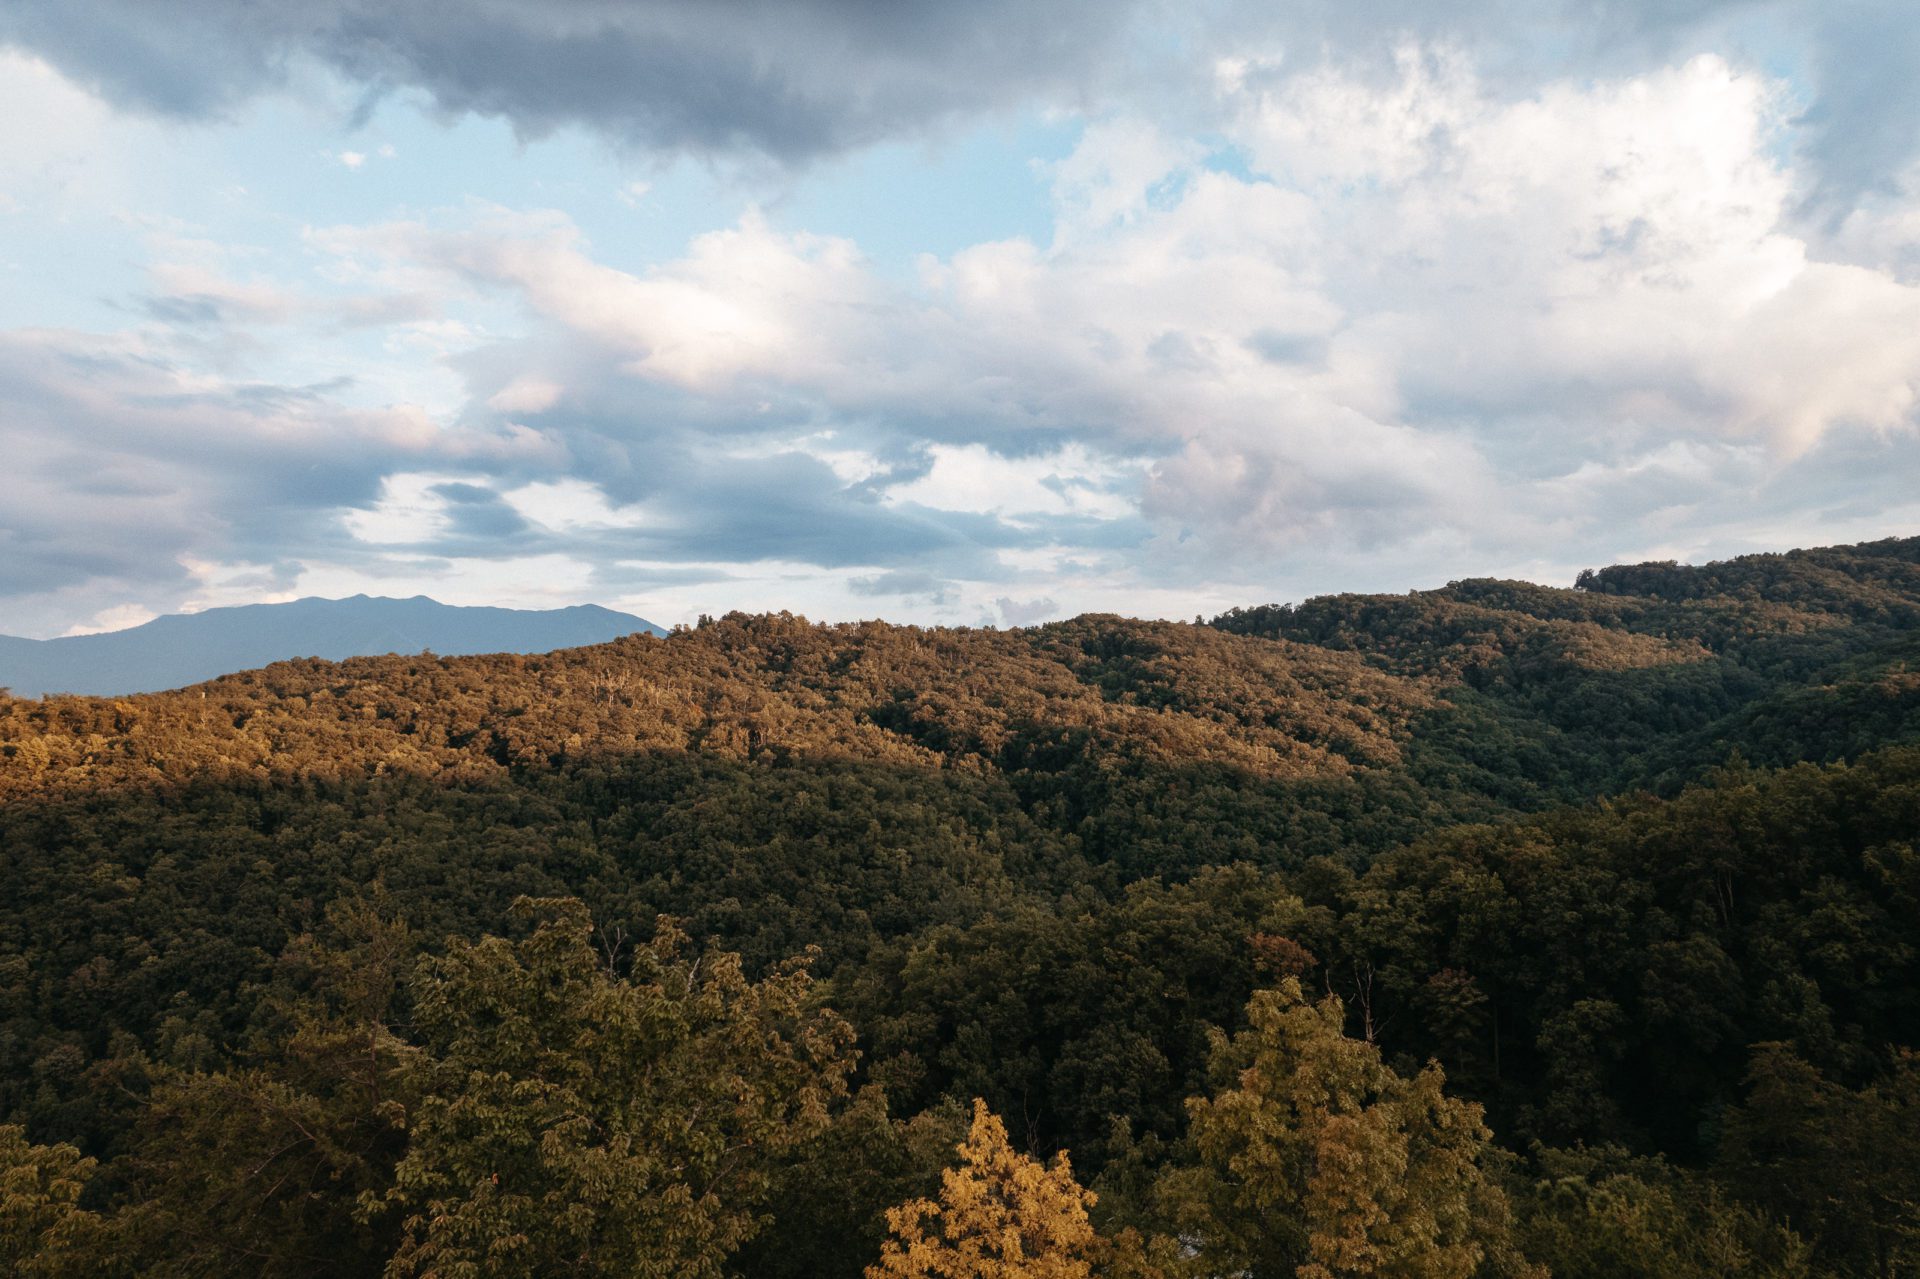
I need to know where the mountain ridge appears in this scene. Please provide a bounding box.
[0,594,666,698]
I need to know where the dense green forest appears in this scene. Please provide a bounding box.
[4,535,1919,1276]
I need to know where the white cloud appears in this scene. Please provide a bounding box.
[1225,51,1920,454]
[0,49,158,212]
[176,554,301,614]
[302,46,1919,610]
[3,29,1919,637]
[503,479,649,533]
[143,244,304,325]
[341,472,468,544]
[725,431,886,485]
[487,376,565,414]
[420,208,887,391]
[1046,118,1204,239]
[61,602,158,637]
[885,444,1136,522]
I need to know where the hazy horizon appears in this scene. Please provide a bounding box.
[7,593,653,641]
[7,528,1909,643]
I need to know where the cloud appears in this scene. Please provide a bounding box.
[3,15,1919,637]
[0,48,164,214]
[995,595,1061,627]
[364,50,1914,585]
[849,570,953,602]
[503,479,649,534]
[0,325,545,635]
[7,0,1920,210]
[884,445,1137,523]
[0,0,1147,163]
[1204,0,1920,213]
[1219,50,1920,455]
[1795,0,1920,216]
[342,472,465,545]
[180,41,1914,624]
[62,602,159,637]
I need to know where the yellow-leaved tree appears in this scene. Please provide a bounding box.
[869,1098,1099,1279]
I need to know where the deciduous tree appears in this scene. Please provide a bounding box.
[380,897,856,1279]
[868,1098,1099,1279]
[0,1125,115,1278]
[1159,979,1541,1278]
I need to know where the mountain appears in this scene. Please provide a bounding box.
[0,594,666,698]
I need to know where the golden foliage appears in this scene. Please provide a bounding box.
[869,1099,1098,1279]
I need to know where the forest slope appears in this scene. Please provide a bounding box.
[2,535,1919,1276]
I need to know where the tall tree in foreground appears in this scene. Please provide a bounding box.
[1158,979,1542,1279]
[379,897,857,1279]
[119,902,418,1277]
[868,1098,1099,1279]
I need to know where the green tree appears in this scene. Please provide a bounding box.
[119,901,418,1277]
[1158,979,1541,1278]
[1515,1144,1810,1278]
[380,897,856,1279]
[1721,1045,1920,1278]
[731,1089,966,1279]
[0,1124,116,1277]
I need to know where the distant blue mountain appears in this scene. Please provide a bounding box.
[0,595,667,698]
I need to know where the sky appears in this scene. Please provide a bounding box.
[2,1,1918,637]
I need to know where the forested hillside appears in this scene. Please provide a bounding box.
[3,536,1919,1276]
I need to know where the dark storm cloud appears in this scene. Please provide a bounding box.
[0,0,1146,162]
[0,528,155,596]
